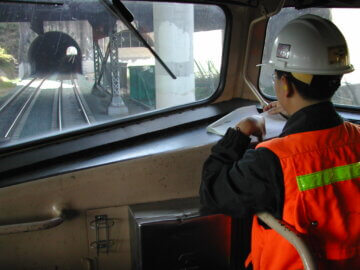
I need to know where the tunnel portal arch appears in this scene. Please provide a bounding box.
[29,31,82,75]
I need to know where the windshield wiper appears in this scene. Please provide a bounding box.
[101,0,177,79]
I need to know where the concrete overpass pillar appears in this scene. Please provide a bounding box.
[153,3,195,109]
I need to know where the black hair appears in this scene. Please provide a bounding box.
[275,69,342,101]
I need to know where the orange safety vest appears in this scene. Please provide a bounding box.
[246,122,360,270]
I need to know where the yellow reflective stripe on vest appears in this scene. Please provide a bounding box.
[296,162,360,191]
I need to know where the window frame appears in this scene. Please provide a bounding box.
[0,98,257,188]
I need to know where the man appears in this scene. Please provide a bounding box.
[200,14,360,269]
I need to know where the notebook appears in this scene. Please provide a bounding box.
[206,105,287,140]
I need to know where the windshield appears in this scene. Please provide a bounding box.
[0,0,226,148]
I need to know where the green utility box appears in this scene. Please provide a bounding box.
[129,65,155,108]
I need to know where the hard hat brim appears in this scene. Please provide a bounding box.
[257,62,354,75]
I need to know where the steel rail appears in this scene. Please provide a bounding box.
[71,76,91,125]
[0,77,37,114]
[4,77,47,138]
[58,80,63,131]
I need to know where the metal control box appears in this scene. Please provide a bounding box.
[128,197,232,270]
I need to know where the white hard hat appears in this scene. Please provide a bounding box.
[261,14,354,75]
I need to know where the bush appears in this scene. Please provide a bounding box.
[0,47,16,78]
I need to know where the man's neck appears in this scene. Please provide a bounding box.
[287,98,329,116]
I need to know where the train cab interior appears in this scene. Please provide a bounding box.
[0,0,359,269]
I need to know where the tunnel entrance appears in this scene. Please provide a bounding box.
[29,31,82,75]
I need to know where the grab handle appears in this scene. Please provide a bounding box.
[0,215,64,235]
[256,212,317,270]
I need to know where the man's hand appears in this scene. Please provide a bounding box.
[236,115,266,141]
[263,101,287,116]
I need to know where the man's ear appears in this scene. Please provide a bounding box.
[281,76,294,97]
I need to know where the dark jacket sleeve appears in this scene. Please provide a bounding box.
[200,128,285,219]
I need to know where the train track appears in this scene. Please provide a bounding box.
[0,74,93,145]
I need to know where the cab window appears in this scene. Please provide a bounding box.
[0,0,226,149]
[259,7,360,108]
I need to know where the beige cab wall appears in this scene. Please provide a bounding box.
[0,145,212,269]
[0,3,269,270]
[215,4,269,103]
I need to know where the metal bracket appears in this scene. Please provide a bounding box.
[90,215,115,256]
